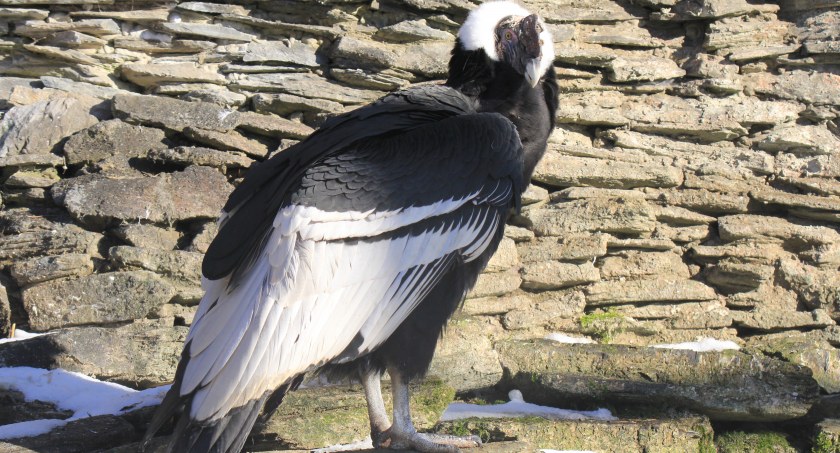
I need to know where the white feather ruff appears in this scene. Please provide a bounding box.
[459,1,530,61]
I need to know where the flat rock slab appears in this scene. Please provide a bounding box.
[21,270,175,330]
[0,318,187,388]
[120,62,227,88]
[112,93,240,133]
[0,413,135,453]
[156,22,254,42]
[0,97,99,157]
[146,146,254,170]
[9,253,93,287]
[332,36,451,78]
[51,166,232,229]
[533,153,683,189]
[0,224,103,266]
[585,276,717,305]
[243,41,320,67]
[250,379,454,450]
[63,119,168,165]
[436,414,712,453]
[497,339,820,421]
[528,198,657,237]
[718,214,840,247]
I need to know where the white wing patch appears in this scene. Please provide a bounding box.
[180,197,502,422]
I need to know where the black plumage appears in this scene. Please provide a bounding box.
[144,2,559,452]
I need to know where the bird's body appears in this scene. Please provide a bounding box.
[145,2,558,452]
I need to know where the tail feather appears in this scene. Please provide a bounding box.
[142,343,301,453]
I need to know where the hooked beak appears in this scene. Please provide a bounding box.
[524,57,541,88]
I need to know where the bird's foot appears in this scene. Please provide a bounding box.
[374,428,481,452]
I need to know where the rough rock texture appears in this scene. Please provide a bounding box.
[0,0,838,451]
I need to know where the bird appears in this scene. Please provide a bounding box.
[143,1,558,452]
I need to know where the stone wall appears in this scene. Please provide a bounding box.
[0,0,838,451]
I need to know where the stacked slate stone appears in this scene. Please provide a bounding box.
[0,0,838,451]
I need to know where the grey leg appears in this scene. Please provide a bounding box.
[360,366,390,444]
[383,368,481,452]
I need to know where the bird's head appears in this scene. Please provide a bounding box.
[458,1,554,88]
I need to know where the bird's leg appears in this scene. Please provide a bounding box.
[360,366,391,445]
[381,368,481,452]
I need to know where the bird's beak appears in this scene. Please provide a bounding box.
[524,57,541,88]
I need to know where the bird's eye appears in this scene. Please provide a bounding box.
[504,30,513,41]
[536,24,543,33]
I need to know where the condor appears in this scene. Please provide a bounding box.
[145,2,558,452]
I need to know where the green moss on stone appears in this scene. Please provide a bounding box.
[716,430,796,453]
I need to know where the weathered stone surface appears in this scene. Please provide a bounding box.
[752,188,840,215]
[528,198,657,237]
[4,167,59,188]
[236,111,313,139]
[0,318,187,387]
[438,414,712,453]
[430,316,504,391]
[732,305,835,332]
[21,271,175,331]
[718,214,840,246]
[705,260,775,292]
[533,153,683,189]
[51,166,232,229]
[778,260,840,319]
[757,125,840,156]
[111,224,180,251]
[705,13,792,51]
[0,413,136,452]
[332,36,451,78]
[9,253,93,287]
[747,331,840,393]
[252,92,346,118]
[182,126,272,159]
[63,119,167,165]
[156,22,254,42]
[599,251,690,280]
[0,224,103,266]
[586,277,718,305]
[0,281,10,338]
[484,237,519,273]
[607,57,685,83]
[468,269,521,299]
[120,62,227,88]
[233,72,384,106]
[521,261,600,290]
[41,30,107,49]
[613,299,732,329]
[329,67,412,91]
[518,234,609,263]
[497,339,820,421]
[501,290,586,330]
[109,246,202,286]
[243,40,320,67]
[0,97,99,158]
[112,93,240,133]
[112,37,216,55]
[14,18,120,39]
[177,2,249,15]
[147,146,254,170]
[375,19,455,43]
[746,70,840,106]
[668,0,779,20]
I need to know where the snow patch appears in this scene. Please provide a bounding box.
[441,390,617,422]
[651,337,740,352]
[0,329,44,344]
[0,367,169,440]
[545,333,595,344]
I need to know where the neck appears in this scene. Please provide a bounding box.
[445,41,559,183]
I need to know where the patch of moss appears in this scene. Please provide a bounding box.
[716,430,796,453]
[813,432,840,453]
[579,308,625,343]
